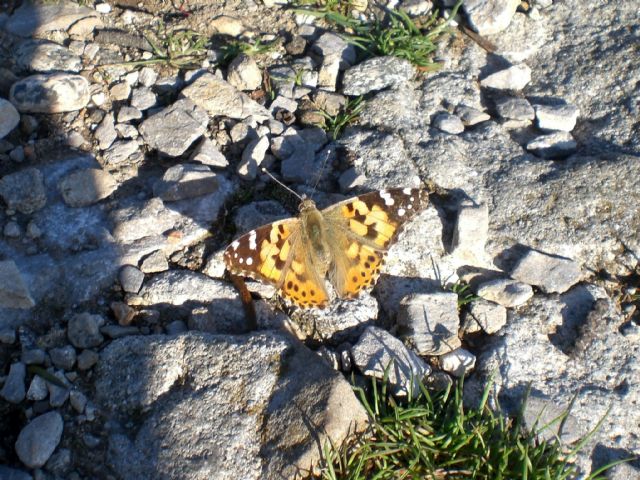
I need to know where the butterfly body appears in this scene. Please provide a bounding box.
[224,188,429,309]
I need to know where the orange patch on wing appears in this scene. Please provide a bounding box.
[342,245,384,297]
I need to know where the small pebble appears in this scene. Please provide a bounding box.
[15,411,64,469]
[440,348,476,377]
[432,112,465,134]
[49,346,76,370]
[76,350,99,370]
[0,362,27,403]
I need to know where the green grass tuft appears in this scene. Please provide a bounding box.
[315,95,364,139]
[318,376,625,479]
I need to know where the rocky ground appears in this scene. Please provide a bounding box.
[0,0,638,479]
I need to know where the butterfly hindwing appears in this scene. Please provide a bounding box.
[323,188,429,298]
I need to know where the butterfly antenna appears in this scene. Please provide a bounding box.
[310,145,332,198]
[261,167,304,201]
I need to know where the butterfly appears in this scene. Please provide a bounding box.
[224,188,429,308]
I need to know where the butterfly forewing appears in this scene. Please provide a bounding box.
[322,188,429,298]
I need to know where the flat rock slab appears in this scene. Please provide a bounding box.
[94,332,367,480]
[342,56,415,96]
[510,249,582,293]
[10,73,90,113]
[58,168,118,207]
[463,0,521,35]
[15,39,82,73]
[139,98,209,157]
[180,73,270,121]
[476,278,533,307]
[5,0,99,37]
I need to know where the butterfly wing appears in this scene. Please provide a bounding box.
[224,218,329,308]
[322,188,430,298]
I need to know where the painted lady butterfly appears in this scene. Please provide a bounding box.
[224,188,429,308]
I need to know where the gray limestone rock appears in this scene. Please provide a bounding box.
[0,167,46,214]
[15,40,82,73]
[480,64,532,90]
[525,131,577,158]
[432,112,465,134]
[311,32,357,67]
[153,164,220,201]
[130,87,157,111]
[9,73,90,113]
[451,202,489,265]
[139,250,169,274]
[342,56,415,96]
[15,411,64,468]
[534,103,580,132]
[454,105,491,126]
[181,73,270,121]
[352,326,431,396]
[116,105,142,123]
[475,278,534,307]
[463,0,521,35]
[58,168,118,207]
[189,137,229,168]
[49,346,76,370]
[0,466,32,480]
[103,139,140,164]
[358,83,422,132]
[232,200,288,233]
[440,348,476,377]
[94,332,367,479]
[0,260,35,309]
[94,112,117,150]
[26,375,48,401]
[227,54,262,91]
[461,299,507,334]
[0,98,20,139]
[67,312,105,348]
[510,249,582,293]
[237,136,270,180]
[5,0,99,37]
[397,292,462,355]
[494,96,535,121]
[485,12,549,62]
[0,362,26,403]
[76,349,99,370]
[139,99,209,157]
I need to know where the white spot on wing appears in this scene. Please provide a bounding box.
[407,204,413,210]
[239,257,244,264]
[380,190,394,206]
[398,208,406,217]
[248,230,257,250]
[246,257,253,266]
[231,240,240,249]
[403,188,412,195]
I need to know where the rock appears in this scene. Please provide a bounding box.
[49,346,76,370]
[0,167,47,214]
[439,348,476,377]
[525,131,577,158]
[494,96,535,122]
[4,220,21,238]
[5,0,99,37]
[21,350,45,365]
[109,81,131,101]
[138,67,158,87]
[475,278,534,307]
[520,394,580,443]
[181,73,270,121]
[139,250,169,274]
[237,136,270,180]
[510,249,582,293]
[461,299,507,334]
[14,411,64,469]
[397,292,462,355]
[269,95,298,116]
[69,390,87,413]
[485,12,548,63]
[58,168,118,207]
[119,265,145,293]
[115,123,139,139]
[26,375,49,401]
[76,350,99,370]
[101,325,140,339]
[534,104,580,132]
[47,371,70,407]
[480,64,532,90]
[139,99,209,157]
[338,167,366,192]
[0,326,16,344]
[94,112,117,150]
[189,137,229,168]
[10,73,90,113]
[0,362,27,403]
[280,146,317,184]
[0,466,32,480]
[94,332,367,479]
[165,320,188,335]
[351,326,431,396]
[451,202,489,265]
[103,139,140,164]
[117,105,142,122]
[312,32,357,67]
[45,447,72,476]
[432,112,465,134]
[227,54,262,91]
[0,260,35,309]
[130,87,157,111]
[210,14,247,36]
[0,98,20,139]
[463,0,521,35]
[232,200,288,233]
[153,164,220,201]
[15,40,82,73]
[111,301,136,326]
[67,312,105,348]
[454,105,490,126]
[342,56,415,96]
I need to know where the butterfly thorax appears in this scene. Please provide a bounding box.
[299,199,332,276]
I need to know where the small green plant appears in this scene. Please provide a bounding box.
[218,38,277,67]
[319,376,625,479]
[449,281,478,308]
[294,0,462,70]
[143,25,208,68]
[316,95,364,139]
